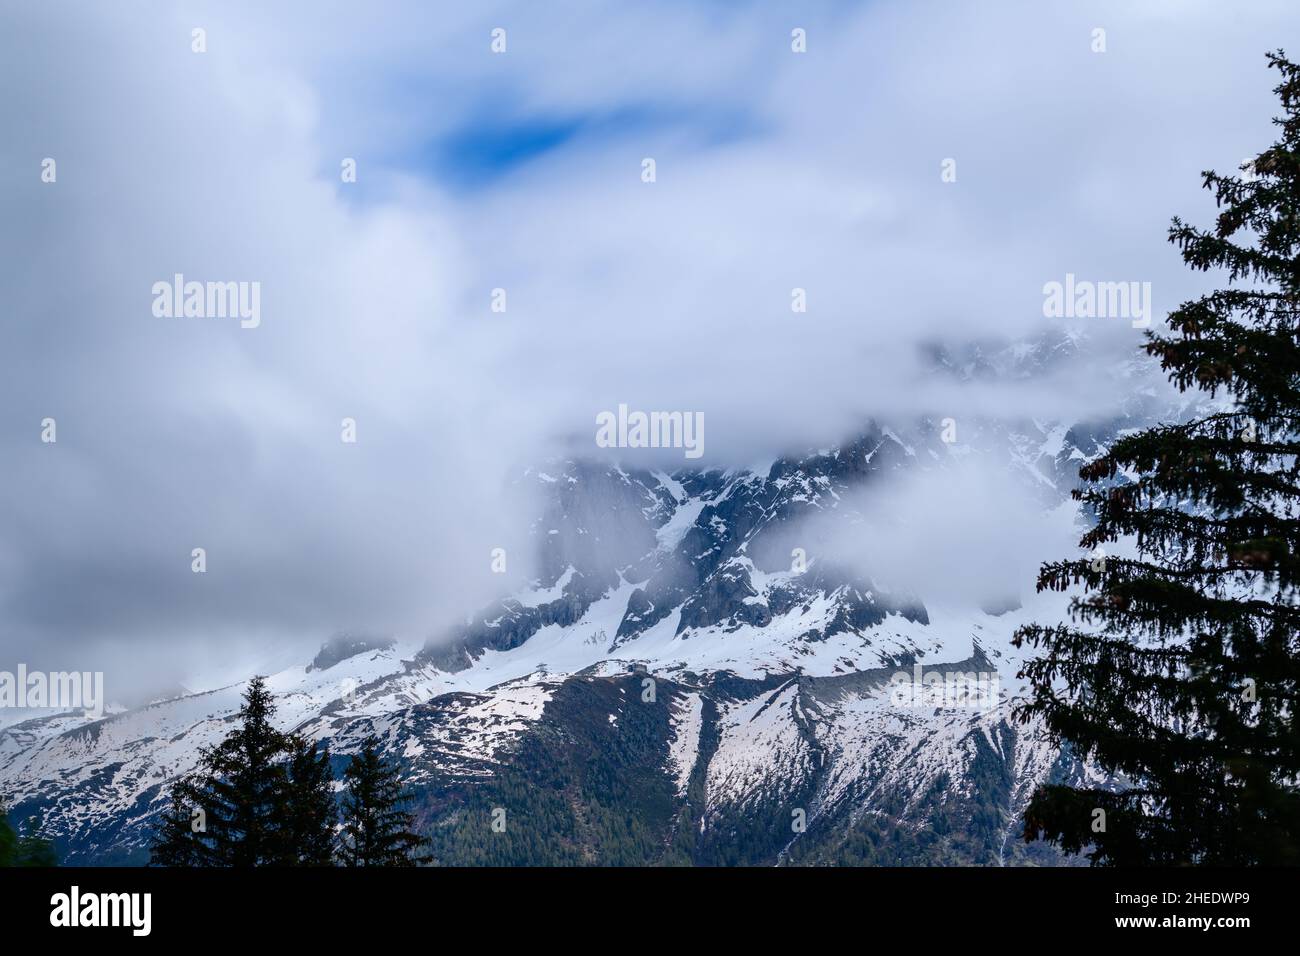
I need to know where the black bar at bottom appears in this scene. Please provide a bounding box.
[0,865,1284,941]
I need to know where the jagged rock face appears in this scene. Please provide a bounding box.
[533,463,666,582]
[437,421,949,667]
[308,634,396,673]
[0,341,1182,864]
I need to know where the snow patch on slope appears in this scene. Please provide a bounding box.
[668,692,704,795]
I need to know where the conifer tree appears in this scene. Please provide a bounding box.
[283,737,338,866]
[148,779,207,866]
[339,736,427,866]
[147,676,353,866]
[191,676,292,866]
[1014,52,1300,865]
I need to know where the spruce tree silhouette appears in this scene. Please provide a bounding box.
[148,779,207,866]
[149,678,356,866]
[339,735,427,866]
[1014,52,1300,865]
[284,737,338,866]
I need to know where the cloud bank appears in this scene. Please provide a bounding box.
[0,0,1294,694]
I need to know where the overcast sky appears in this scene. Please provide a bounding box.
[1,0,1296,696]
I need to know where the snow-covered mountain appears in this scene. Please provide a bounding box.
[0,335,1178,865]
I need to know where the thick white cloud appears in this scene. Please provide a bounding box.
[0,0,1294,694]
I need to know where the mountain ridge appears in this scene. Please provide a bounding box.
[0,334,1175,864]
